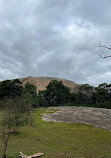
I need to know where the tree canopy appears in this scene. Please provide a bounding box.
[0,79,23,99]
[39,80,70,105]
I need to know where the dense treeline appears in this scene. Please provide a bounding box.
[0,79,37,106]
[38,81,111,109]
[69,83,111,109]
[0,79,111,109]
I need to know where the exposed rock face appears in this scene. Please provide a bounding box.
[42,106,111,131]
[20,76,80,93]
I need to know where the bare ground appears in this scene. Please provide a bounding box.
[42,106,111,131]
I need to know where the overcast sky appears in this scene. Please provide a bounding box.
[0,0,111,86]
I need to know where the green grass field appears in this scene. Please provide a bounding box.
[0,108,111,158]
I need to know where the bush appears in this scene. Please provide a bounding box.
[96,101,111,109]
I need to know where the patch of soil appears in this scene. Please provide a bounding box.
[42,106,111,131]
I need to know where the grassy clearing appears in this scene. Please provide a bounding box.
[0,108,111,158]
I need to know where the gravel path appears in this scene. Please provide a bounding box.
[42,106,111,131]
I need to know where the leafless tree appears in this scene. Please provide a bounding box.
[98,44,111,58]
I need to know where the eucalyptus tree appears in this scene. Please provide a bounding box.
[39,80,70,106]
[79,84,94,105]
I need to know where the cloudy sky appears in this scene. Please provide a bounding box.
[0,0,111,86]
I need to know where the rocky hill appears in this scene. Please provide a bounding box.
[20,76,80,93]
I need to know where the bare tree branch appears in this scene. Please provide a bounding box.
[97,53,111,59]
[98,44,111,58]
[99,45,111,50]
[19,152,44,158]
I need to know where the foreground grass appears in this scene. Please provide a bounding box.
[0,108,111,158]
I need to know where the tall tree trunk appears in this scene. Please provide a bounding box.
[2,132,10,158]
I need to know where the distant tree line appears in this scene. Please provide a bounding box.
[0,79,111,109]
[38,81,111,109]
[69,83,111,109]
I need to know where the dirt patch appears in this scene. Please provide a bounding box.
[42,106,111,131]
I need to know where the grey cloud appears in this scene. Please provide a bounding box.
[0,0,111,86]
